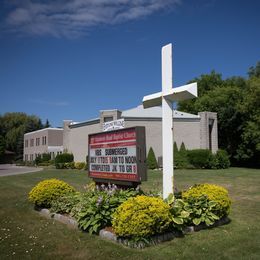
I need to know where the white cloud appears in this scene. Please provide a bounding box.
[2,0,181,38]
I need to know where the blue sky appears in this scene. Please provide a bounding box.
[0,0,260,127]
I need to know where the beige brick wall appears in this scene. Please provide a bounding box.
[63,111,218,163]
[24,128,63,161]
[124,119,201,160]
[63,122,100,162]
[199,112,218,153]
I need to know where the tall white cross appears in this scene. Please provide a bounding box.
[142,43,198,199]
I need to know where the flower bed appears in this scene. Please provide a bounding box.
[29,179,232,248]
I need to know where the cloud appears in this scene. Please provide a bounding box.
[29,99,69,107]
[2,0,181,38]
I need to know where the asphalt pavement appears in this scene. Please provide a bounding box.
[0,164,43,177]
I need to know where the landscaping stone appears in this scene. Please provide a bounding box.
[38,209,78,229]
[37,208,230,248]
[184,217,230,234]
[39,208,51,218]
[99,229,117,241]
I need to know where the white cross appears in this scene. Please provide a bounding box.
[142,43,198,199]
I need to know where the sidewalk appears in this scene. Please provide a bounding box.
[0,164,43,177]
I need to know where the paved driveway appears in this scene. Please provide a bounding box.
[0,164,43,177]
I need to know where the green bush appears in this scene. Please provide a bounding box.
[74,162,86,170]
[55,153,74,169]
[168,195,219,229]
[74,185,141,234]
[187,149,214,168]
[35,153,51,166]
[147,147,158,169]
[174,142,190,168]
[182,183,231,218]
[37,162,52,167]
[112,195,172,238]
[184,195,220,226]
[50,192,81,214]
[64,162,75,169]
[215,149,230,169]
[28,179,75,208]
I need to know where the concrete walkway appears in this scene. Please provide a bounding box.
[0,164,43,177]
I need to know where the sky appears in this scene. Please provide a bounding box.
[0,0,260,127]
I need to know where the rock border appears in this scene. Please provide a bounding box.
[38,209,78,229]
[183,217,230,234]
[38,209,230,248]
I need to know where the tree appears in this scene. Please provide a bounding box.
[179,71,224,114]
[44,119,51,128]
[174,142,189,168]
[235,77,260,167]
[178,65,259,167]
[0,135,5,155]
[179,142,187,154]
[248,61,260,78]
[38,119,44,129]
[147,147,158,169]
[0,113,43,160]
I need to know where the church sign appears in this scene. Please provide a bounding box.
[103,118,125,132]
[88,127,147,186]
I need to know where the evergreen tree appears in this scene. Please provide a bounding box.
[44,119,50,128]
[179,142,187,154]
[174,142,189,168]
[38,119,43,129]
[147,147,158,169]
[173,142,178,154]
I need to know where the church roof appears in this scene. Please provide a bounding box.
[121,105,199,119]
[69,105,199,128]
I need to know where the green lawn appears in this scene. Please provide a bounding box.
[0,167,260,259]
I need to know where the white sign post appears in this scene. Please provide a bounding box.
[142,43,198,199]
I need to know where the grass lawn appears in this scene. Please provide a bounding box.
[0,167,260,259]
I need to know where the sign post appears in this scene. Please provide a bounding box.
[88,127,147,187]
[142,43,198,199]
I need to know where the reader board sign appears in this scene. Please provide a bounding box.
[88,127,147,184]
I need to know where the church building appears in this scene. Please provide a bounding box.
[62,105,218,163]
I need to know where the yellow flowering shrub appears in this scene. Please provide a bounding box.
[74,162,86,170]
[112,195,172,238]
[182,183,231,217]
[28,179,75,208]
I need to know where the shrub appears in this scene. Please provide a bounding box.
[28,179,75,208]
[55,153,74,169]
[64,162,75,169]
[147,147,158,169]
[112,195,172,238]
[50,192,81,214]
[215,149,230,169]
[167,197,190,229]
[184,195,220,226]
[174,142,178,154]
[187,149,214,168]
[168,196,219,229]
[74,162,86,170]
[35,153,51,166]
[182,183,231,218]
[37,162,52,167]
[174,142,190,168]
[74,185,141,234]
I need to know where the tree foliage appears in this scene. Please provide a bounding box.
[178,64,260,167]
[147,147,158,169]
[0,112,44,160]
